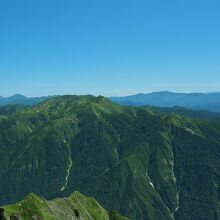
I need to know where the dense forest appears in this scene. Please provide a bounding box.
[0,95,219,220]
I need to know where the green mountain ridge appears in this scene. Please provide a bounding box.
[3,191,129,220]
[0,95,220,220]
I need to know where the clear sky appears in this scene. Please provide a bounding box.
[0,0,220,97]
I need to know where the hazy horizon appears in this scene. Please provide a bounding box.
[1,90,220,98]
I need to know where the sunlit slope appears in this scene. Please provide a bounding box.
[0,95,219,220]
[4,191,129,220]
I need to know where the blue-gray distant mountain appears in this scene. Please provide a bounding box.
[109,91,220,113]
[0,94,54,106]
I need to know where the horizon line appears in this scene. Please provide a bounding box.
[1,90,220,98]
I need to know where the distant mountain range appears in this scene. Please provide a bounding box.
[0,95,220,220]
[0,94,53,106]
[2,92,220,113]
[109,91,220,113]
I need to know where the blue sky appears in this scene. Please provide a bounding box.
[0,0,220,97]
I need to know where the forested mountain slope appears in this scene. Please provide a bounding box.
[0,95,219,220]
[0,104,26,116]
[147,106,220,122]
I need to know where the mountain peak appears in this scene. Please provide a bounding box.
[10,94,27,99]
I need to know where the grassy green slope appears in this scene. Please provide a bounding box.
[4,191,129,220]
[0,95,219,220]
